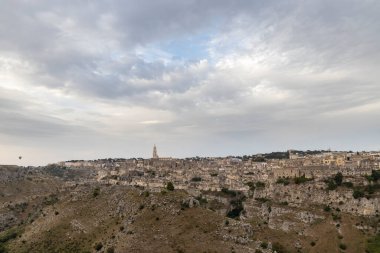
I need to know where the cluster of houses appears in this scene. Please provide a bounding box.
[57,150,380,193]
[55,149,380,216]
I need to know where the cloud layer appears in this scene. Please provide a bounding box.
[1,0,379,165]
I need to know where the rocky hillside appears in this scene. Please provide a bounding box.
[0,165,379,253]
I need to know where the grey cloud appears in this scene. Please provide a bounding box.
[0,89,89,139]
[0,0,379,164]
[0,0,275,99]
[0,110,68,137]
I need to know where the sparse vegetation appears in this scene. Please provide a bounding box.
[334,172,343,186]
[342,182,354,188]
[294,175,313,184]
[326,179,338,190]
[166,182,175,191]
[1,154,379,253]
[276,177,290,185]
[255,181,266,188]
[366,233,380,253]
[92,187,100,197]
[142,191,149,197]
[366,170,380,182]
[191,177,202,182]
[260,242,268,249]
[0,227,21,244]
[94,242,103,251]
[43,194,59,206]
[353,189,365,199]
[332,213,341,221]
[325,172,345,190]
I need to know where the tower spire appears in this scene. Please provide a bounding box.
[153,144,158,159]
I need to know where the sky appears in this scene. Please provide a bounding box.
[0,0,380,166]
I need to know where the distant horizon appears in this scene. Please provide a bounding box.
[2,147,380,167]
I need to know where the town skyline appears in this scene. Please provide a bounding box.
[5,145,380,167]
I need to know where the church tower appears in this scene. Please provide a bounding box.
[152,144,159,159]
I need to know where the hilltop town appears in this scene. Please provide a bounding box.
[59,147,380,216]
[1,148,380,253]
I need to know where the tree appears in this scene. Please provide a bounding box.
[92,187,100,197]
[353,189,364,199]
[166,182,174,191]
[334,172,343,186]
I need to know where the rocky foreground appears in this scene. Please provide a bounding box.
[0,165,379,253]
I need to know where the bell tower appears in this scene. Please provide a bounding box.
[152,144,159,159]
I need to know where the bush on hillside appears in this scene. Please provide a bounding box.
[166,182,174,191]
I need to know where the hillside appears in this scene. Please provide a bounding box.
[0,165,379,253]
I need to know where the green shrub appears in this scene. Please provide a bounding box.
[92,187,100,197]
[166,182,174,191]
[0,228,19,243]
[353,189,364,199]
[342,182,354,188]
[276,177,290,185]
[294,175,312,184]
[339,243,347,250]
[94,242,103,251]
[256,181,266,188]
[260,242,268,249]
[332,213,341,221]
[310,241,316,246]
[324,205,331,212]
[334,172,343,186]
[43,194,59,206]
[366,170,380,182]
[191,177,202,182]
[0,243,7,253]
[367,233,380,253]
[327,180,338,190]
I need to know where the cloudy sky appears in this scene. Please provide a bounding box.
[1,0,379,165]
